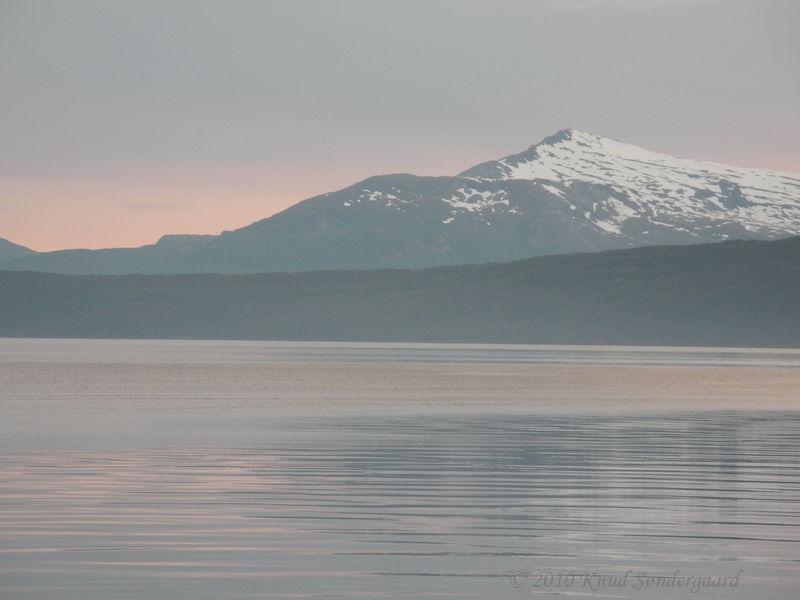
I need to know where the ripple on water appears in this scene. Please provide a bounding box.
[1,412,799,599]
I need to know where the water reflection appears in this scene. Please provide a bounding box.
[2,412,799,599]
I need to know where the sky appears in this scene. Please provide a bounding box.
[1,0,798,252]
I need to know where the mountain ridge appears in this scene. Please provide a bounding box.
[0,238,38,264]
[3,129,799,274]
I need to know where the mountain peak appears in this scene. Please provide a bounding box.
[458,128,631,179]
[461,127,796,187]
[538,127,606,145]
[538,127,577,145]
[533,128,648,156]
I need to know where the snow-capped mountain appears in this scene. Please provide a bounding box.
[3,129,799,274]
[459,128,800,241]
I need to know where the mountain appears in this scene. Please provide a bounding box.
[1,237,799,347]
[4,129,799,274]
[0,238,37,265]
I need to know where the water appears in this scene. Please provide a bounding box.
[1,339,799,599]
[4,337,800,368]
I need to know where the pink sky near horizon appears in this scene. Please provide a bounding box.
[3,2,797,253]
[1,148,480,251]
[3,148,800,253]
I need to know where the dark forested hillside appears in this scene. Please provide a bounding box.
[1,237,798,347]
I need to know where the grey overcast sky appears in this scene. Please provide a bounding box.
[1,0,798,250]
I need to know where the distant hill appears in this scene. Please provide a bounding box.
[0,238,37,265]
[1,237,798,347]
[4,129,799,275]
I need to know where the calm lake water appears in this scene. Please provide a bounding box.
[1,339,799,599]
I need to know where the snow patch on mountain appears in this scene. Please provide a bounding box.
[344,187,414,209]
[443,189,509,212]
[541,184,565,198]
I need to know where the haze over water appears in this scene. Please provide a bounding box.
[1,339,799,599]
